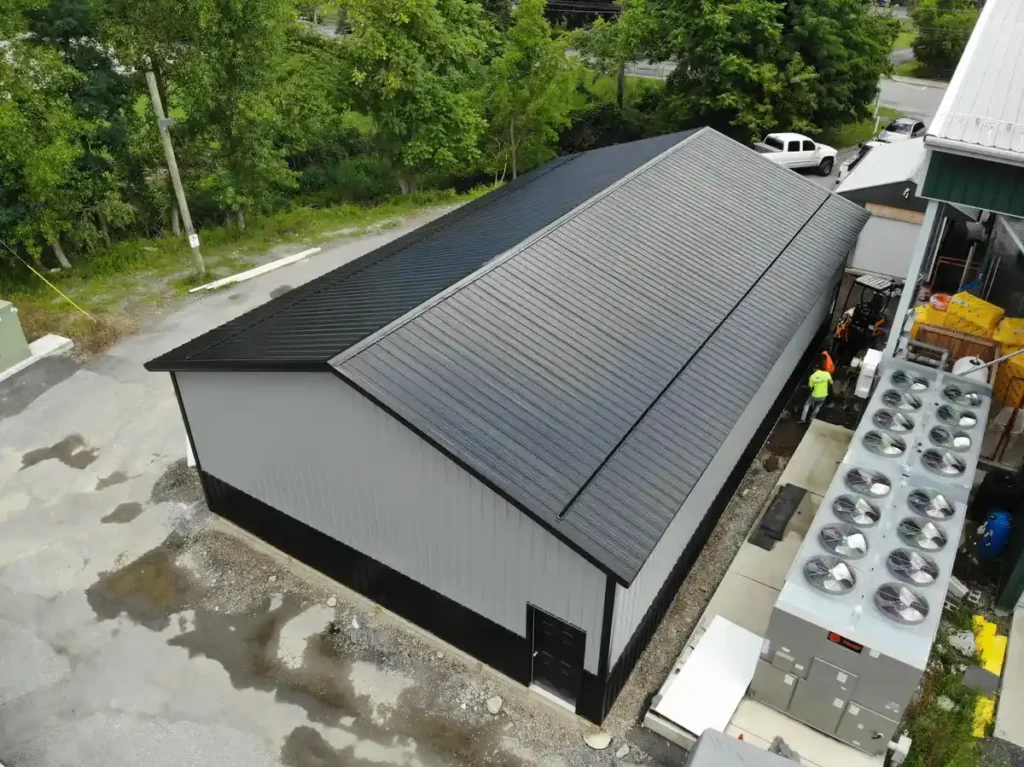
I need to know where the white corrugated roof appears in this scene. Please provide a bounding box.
[928,0,1024,161]
[836,138,926,194]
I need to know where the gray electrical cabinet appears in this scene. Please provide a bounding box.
[750,659,797,711]
[0,301,31,373]
[836,703,900,755]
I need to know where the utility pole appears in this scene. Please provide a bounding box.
[145,71,204,276]
[871,90,882,137]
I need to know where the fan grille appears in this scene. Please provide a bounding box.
[891,370,929,391]
[929,426,972,452]
[875,583,930,625]
[845,468,892,497]
[898,517,948,551]
[921,449,966,476]
[937,405,978,428]
[943,385,984,408]
[804,555,857,595]
[833,494,882,527]
[881,390,922,410]
[873,409,915,433]
[820,523,869,559]
[908,489,955,520]
[887,548,940,585]
[863,430,907,456]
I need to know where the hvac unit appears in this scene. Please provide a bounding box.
[751,360,990,756]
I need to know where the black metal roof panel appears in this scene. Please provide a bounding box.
[145,131,694,372]
[333,128,870,583]
[560,195,868,582]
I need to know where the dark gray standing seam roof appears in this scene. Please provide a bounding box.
[145,131,693,372]
[334,128,869,584]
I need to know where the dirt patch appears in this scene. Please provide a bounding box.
[270,285,294,299]
[96,470,130,490]
[280,727,349,767]
[85,541,198,631]
[764,413,805,458]
[21,434,98,470]
[17,305,135,360]
[228,293,247,302]
[101,502,144,524]
[150,459,204,506]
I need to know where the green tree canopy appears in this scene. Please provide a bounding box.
[657,0,895,142]
[570,0,659,108]
[340,0,494,192]
[483,0,580,179]
[911,0,978,77]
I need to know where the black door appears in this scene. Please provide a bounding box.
[529,606,585,704]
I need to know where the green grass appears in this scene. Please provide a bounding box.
[576,70,664,110]
[894,21,918,49]
[818,106,903,149]
[895,58,951,82]
[5,187,493,356]
[900,620,983,767]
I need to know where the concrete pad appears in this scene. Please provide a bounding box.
[0,334,73,385]
[732,532,804,592]
[784,492,823,539]
[777,421,852,497]
[730,700,883,767]
[701,571,779,638]
[995,607,1024,746]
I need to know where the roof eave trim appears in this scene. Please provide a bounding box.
[144,358,333,374]
[326,365,634,587]
[925,135,1024,168]
[328,128,708,370]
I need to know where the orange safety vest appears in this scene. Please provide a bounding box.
[822,352,835,375]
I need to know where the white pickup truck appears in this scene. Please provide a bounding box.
[753,132,837,176]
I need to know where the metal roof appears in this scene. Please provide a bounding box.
[836,138,926,194]
[927,0,1024,162]
[334,128,869,583]
[145,131,693,372]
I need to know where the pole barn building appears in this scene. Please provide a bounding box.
[147,127,868,723]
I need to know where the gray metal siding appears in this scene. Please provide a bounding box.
[608,285,835,663]
[176,370,607,673]
[847,217,921,279]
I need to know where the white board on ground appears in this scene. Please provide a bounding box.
[651,615,763,738]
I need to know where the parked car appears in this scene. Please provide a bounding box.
[877,117,927,143]
[835,141,882,185]
[753,132,838,176]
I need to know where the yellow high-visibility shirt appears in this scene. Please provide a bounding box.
[809,370,832,398]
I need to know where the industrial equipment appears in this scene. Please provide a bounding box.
[0,300,31,373]
[752,359,991,755]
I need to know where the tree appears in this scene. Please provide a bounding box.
[27,0,139,251]
[484,0,580,179]
[782,0,897,130]
[911,0,978,77]
[571,0,658,109]
[340,0,494,192]
[656,0,895,142]
[0,35,93,267]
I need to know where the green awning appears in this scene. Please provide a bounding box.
[922,151,1024,217]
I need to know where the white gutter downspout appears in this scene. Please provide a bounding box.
[884,200,942,360]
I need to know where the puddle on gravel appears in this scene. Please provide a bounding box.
[101,502,144,524]
[86,541,197,631]
[21,434,98,470]
[96,471,130,490]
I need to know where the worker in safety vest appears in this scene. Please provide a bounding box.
[799,360,833,424]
